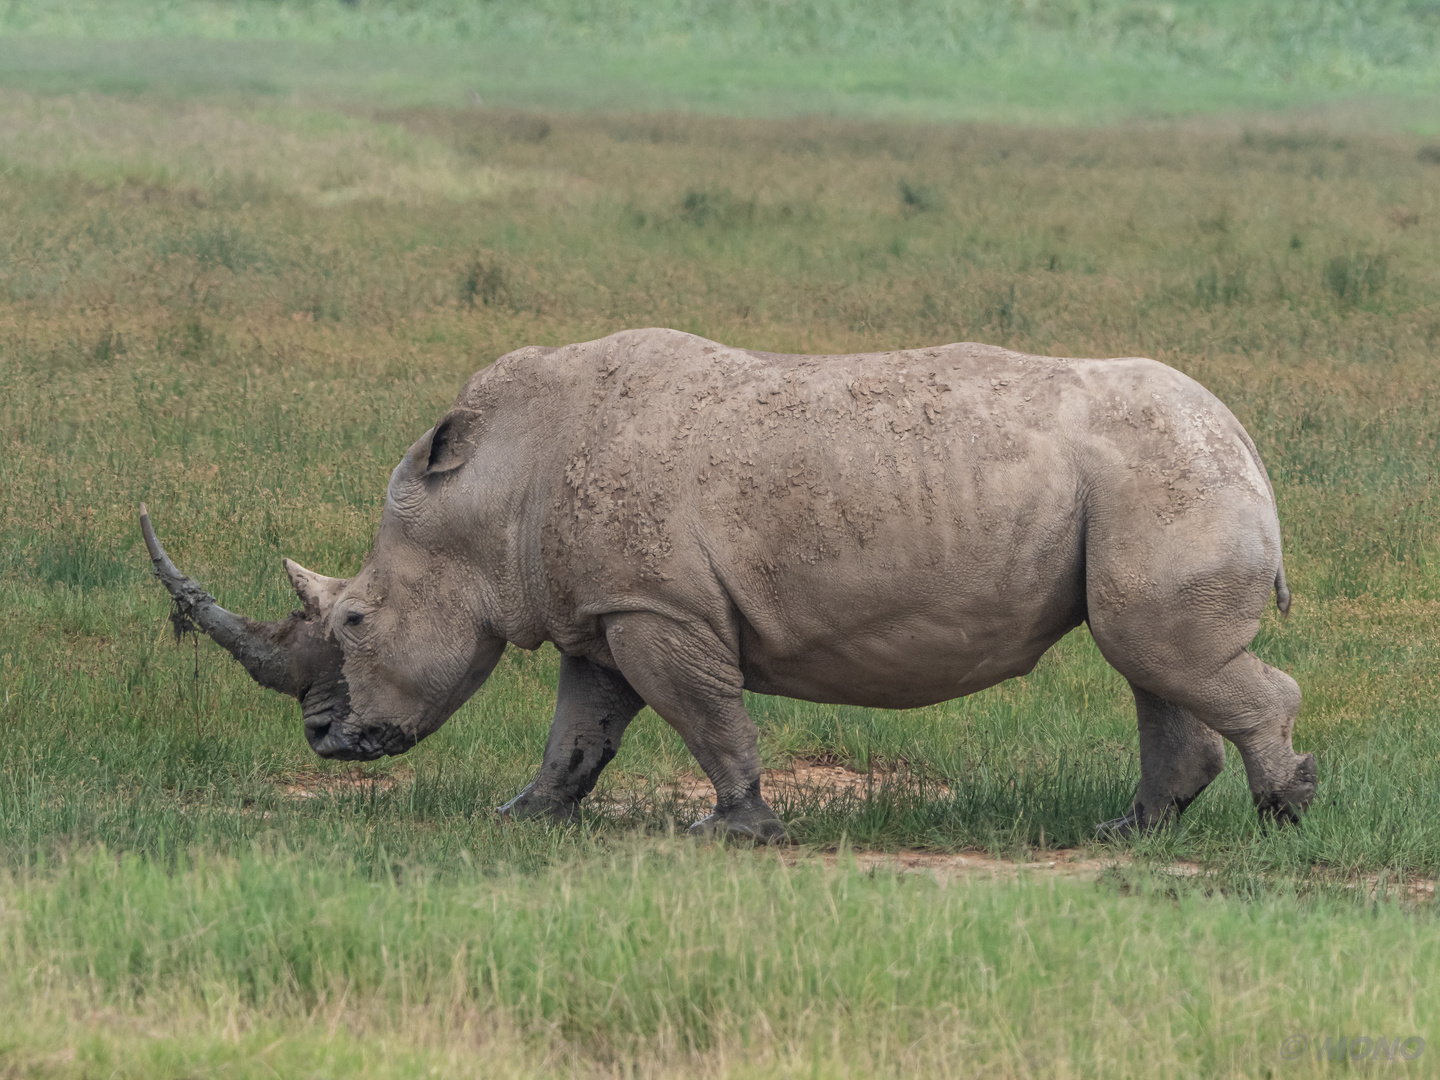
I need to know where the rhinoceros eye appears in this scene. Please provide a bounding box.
[344,611,365,627]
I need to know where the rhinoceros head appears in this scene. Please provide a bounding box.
[140,411,508,760]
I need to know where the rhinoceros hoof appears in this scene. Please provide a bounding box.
[1254,753,1318,827]
[495,789,580,825]
[1095,813,1142,842]
[688,807,789,844]
[1096,800,1176,842]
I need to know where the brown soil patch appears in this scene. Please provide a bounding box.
[595,760,946,815]
[788,847,1173,882]
[278,766,411,800]
[779,850,1435,903]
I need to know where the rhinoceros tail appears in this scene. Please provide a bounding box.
[1232,423,1291,619]
[1275,564,1291,618]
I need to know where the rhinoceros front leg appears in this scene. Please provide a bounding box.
[1097,685,1227,839]
[604,612,787,843]
[496,653,645,823]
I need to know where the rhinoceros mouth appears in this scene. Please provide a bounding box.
[305,704,424,760]
[302,665,424,760]
[306,722,420,760]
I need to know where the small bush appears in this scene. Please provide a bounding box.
[1195,266,1249,309]
[1241,130,1345,153]
[158,311,213,359]
[1323,252,1388,306]
[677,188,756,228]
[898,177,943,214]
[461,256,510,307]
[985,283,1026,334]
[503,114,551,143]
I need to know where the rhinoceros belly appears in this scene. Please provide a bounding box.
[730,540,1088,710]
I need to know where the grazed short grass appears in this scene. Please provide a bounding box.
[2,42,1439,1075]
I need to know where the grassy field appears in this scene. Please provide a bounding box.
[3,0,1440,125]
[3,4,1440,1076]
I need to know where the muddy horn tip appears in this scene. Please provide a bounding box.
[135,504,307,697]
[139,503,165,563]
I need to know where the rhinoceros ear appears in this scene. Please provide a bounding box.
[423,408,482,476]
[283,559,349,617]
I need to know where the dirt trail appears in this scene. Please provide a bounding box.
[779,849,1434,904]
[278,766,411,800]
[592,759,947,813]
[786,846,1170,882]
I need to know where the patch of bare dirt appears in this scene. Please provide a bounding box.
[786,849,1436,903]
[769,850,1436,903]
[278,766,411,800]
[594,760,946,815]
[785,847,1172,882]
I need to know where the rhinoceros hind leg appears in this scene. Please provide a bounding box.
[1167,651,1314,827]
[1253,752,1318,826]
[1090,565,1314,828]
[496,654,645,824]
[604,612,787,843]
[1097,685,1227,840]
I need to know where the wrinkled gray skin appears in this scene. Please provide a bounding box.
[142,329,1316,841]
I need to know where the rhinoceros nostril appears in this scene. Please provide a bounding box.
[307,721,332,741]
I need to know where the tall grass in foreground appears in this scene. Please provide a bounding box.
[3,841,1435,1078]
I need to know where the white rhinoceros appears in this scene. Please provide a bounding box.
[141,329,1315,840]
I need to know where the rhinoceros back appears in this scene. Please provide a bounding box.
[475,329,1279,708]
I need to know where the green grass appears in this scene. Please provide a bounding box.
[3,30,1440,1075]
[5,100,1440,869]
[2,843,1435,1078]
[3,0,1440,124]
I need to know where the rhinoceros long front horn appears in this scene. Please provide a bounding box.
[138,504,341,700]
